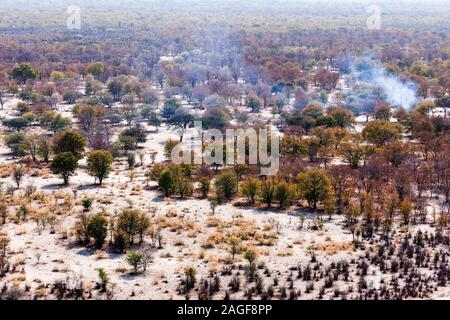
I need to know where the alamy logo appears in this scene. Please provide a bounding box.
[367,5,381,30]
[66,5,81,30]
[171,122,280,175]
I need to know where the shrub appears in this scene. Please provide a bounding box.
[81,198,93,211]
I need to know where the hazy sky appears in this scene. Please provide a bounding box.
[0,0,448,11]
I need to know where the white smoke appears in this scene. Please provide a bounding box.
[371,66,418,110]
[350,57,418,110]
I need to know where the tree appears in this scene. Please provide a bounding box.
[158,169,176,197]
[140,246,155,273]
[51,152,78,185]
[0,83,7,110]
[126,251,143,274]
[247,94,262,113]
[2,117,30,131]
[162,98,181,119]
[87,62,105,80]
[260,180,275,208]
[436,96,450,119]
[40,112,71,133]
[37,135,52,163]
[148,112,162,131]
[382,141,411,167]
[12,165,25,189]
[4,132,26,158]
[374,103,392,121]
[362,120,403,147]
[400,198,412,225]
[10,63,37,84]
[327,165,353,215]
[108,78,124,101]
[136,212,151,243]
[167,108,194,141]
[215,171,238,201]
[202,107,231,130]
[23,133,39,161]
[53,131,86,159]
[198,177,210,198]
[274,182,295,209]
[328,106,355,129]
[141,87,160,105]
[297,169,332,210]
[117,209,141,244]
[339,142,365,169]
[87,150,113,185]
[87,212,108,249]
[242,178,260,205]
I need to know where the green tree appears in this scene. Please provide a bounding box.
[126,251,143,274]
[274,182,295,209]
[51,152,78,185]
[87,62,105,80]
[87,212,108,249]
[117,209,141,244]
[242,178,260,205]
[158,169,176,197]
[10,63,37,84]
[53,130,86,159]
[362,120,403,147]
[215,171,237,201]
[37,135,52,163]
[260,180,275,208]
[162,98,181,119]
[4,132,26,158]
[87,150,113,185]
[297,169,332,210]
[328,106,355,129]
[247,94,262,113]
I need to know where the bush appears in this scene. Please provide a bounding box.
[81,198,93,211]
